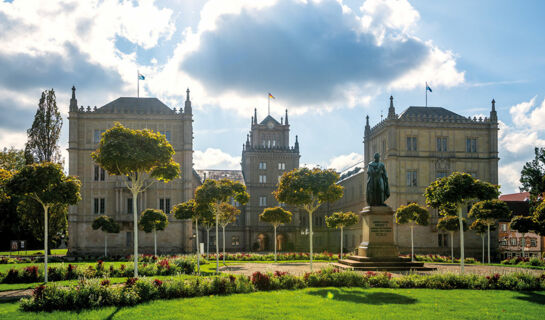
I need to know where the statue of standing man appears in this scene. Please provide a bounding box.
[366,153,390,206]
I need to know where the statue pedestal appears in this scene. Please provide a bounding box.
[357,206,399,258]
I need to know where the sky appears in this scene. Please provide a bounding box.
[1,0,544,194]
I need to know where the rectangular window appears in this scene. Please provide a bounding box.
[510,238,517,246]
[407,137,417,151]
[406,170,417,186]
[231,236,240,246]
[530,238,537,247]
[259,175,267,183]
[259,196,267,207]
[259,162,267,170]
[94,198,105,214]
[278,162,286,170]
[159,198,171,213]
[127,198,133,214]
[436,137,448,152]
[436,171,448,180]
[501,224,507,232]
[94,130,105,143]
[438,234,448,247]
[466,138,477,152]
[94,165,105,181]
[500,238,508,246]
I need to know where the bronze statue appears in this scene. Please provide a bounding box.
[366,153,390,206]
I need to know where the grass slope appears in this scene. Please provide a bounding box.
[1,288,543,319]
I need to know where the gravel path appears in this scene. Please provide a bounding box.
[426,263,544,276]
[0,288,34,301]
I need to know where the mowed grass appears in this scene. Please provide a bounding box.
[0,288,544,319]
[0,249,67,256]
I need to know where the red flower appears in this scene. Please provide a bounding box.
[153,279,163,287]
[125,277,138,287]
[100,279,110,286]
[33,285,46,298]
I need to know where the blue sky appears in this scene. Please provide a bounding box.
[1,0,544,194]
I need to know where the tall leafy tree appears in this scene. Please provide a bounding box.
[394,203,429,262]
[172,200,213,273]
[534,201,545,236]
[92,122,180,277]
[92,215,120,257]
[425,172,498,273]
[17,200,67,252]
[519,147,545,203]
[275,168,343,271]
[217,202,240,265]
[469,219,493,264]
[510,216,536,257]
[325,211,358,260]
[259,207,293,262]
[0,147,26,171]
[139,209,169,257]
[468,199,511,263]
[194,179,249,273]
[6,163,80,282]
[437,215,468,262]
[26,89,63,164]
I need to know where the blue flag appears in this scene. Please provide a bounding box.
[426,84,432,92]
[138,73,145,80]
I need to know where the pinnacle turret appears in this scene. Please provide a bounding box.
[70,85,78,112]
[184,88,192,114]
[387,95,396,119]
[490,98,497,122]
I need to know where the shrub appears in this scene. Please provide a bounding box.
[251,272,271,291]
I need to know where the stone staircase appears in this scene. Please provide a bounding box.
[334,255,436,272]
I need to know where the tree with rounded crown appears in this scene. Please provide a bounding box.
[510,215,537,258]
[194,179,249,273]
[260,207,293,262]
[202,214,216,258]
[469,219,494,263]
[139,209,169,257]
[520,147,545,204]
[91,122,180,277]
[468,199,511,263]
[172,199,213,273]
[325,211,358,260]
[275,168,343,271]
[394,203,429,262]
[437,215,468,262]
[6,163,80,282]
[425,172,498,273]
[217,202,240,265]
[92,215,120,257]
[534,201,545,236]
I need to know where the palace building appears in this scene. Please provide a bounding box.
[67,87,199,255]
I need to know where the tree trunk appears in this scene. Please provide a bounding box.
[196,219,200,274]
[450,231,454,263]
[309,211,314,271]
[132,192,139,277]
[340,226,344,260]
[521,233,525,258]
[43,204,49,283]
[487,223,491,264]
[154,228,157,257]
[481,234,485,264]
[215,213,219,274]
[274,225,277,262]
[105,234,108,257]
[222,225,226,266]
[457,206,465,273]
[410,224,415,262]
[207,228,210,258]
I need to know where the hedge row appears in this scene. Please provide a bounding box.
[1,258,196,284]
[501,257,545,268]
[20,268,545,312]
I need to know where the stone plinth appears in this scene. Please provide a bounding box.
[357,206,399,258]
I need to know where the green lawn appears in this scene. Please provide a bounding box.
[0,249,67,256]
[0,261,129,274]
[0,288,543,319]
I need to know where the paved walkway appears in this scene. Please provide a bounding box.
[0,289,34,301]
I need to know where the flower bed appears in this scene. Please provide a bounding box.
[205,252,337,261]
[0,257,196,284]
[400,254,478,264]
[501,257,545,268]
[20,268,545,312]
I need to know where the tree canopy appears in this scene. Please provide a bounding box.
[139,209,169,233]
[195,179,249,206]
[437,215,468,232]
[534,201,545,236]
[0,169,12,203]
[469,219,495,235]
[260,207,293,227]
[519,147,545,200]
[26,89,63,164]
[274,168,343,210]
[217,202,240,227]
[172,199,214,222]
[469,199,511,223]
[92,215,120,234]
[395,203,429,226]
[325,211,358,229]
[510,215,536,234]
[0,147,26,172]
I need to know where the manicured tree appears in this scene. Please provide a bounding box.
[92,215,120,257]
[202,215,216,258]
[275,168,343,271]
[469,199,511,263]
[259,207,293,262]
[172,200,213,273]
[324,211,358,260]
[26,89,63,164]
[510,216,537,258]
[0,147,26,172]
[217,202,241,265]
[6,163,80,282]
[394,203,429,262]
[194,179,249,273]
[469,219,493,264]
[437,215,468,262]
[139,209,169,257]
[91,122,180,277]
[425,172,499,273]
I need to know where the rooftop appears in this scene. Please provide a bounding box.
[195,169,244,184]
[96,97,175,114]
[499,192,531,202]
[398,106,467,120]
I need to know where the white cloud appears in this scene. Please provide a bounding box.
[328,152,363,171]
[0,128,27,149]
[193,148,240,170]
[509,96,545,132]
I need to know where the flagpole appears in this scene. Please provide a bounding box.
[137,70,140,98]
[268,94,270,116]
[425,82,427,107]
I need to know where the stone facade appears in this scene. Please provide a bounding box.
[67,87,199,255]
[360,97,500,257]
